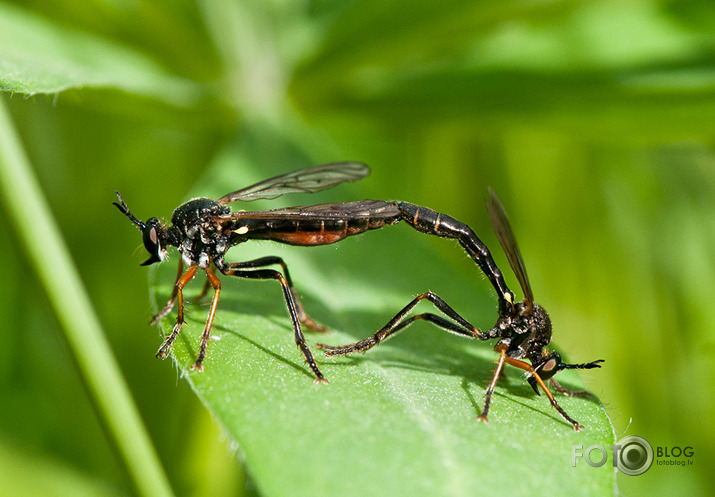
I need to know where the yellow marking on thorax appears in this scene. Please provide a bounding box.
[235,226,249,235]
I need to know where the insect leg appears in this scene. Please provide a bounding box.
[476,344,508,424]
[190,267,222,372]
[151,258,184,325]
[395,202,515,312]
[549,378,591,398]
[227,256,327,332]
[195,271,213,302]
[218,263,327,383]
[317,291,487,356]
[156,264,197,360]
[504,356,583,431]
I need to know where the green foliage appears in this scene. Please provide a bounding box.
[0,98,172,497]
[0,4,198,101]
[0,1,713,496]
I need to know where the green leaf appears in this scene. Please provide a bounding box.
[151,248,615,496]
[0,3,199,104]
[146,141,616,496]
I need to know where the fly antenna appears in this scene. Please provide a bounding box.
[113,191,146,230]
[560,359,605,370]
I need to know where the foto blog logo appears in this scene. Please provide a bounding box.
[572,435,654,476]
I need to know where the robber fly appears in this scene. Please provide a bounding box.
[116,162,505,382]
[317,189,603,430]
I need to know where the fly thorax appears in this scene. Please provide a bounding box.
[172,198,229,240]
[524,303,553,363]
[171,198,230,268]
[492,301,554,360]
[510,302,553,363]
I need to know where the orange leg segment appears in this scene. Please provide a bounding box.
[476,343,584,430]
[151,259,185,325]
[190,267,222,372]
[476,344,507,424]
[156,264,197,360]
[503,356,583,431]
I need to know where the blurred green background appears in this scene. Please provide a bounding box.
[0,1,713,496]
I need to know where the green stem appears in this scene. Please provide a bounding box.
[0,97,174,497]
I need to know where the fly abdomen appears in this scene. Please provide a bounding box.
[230,201,402,247]
[395,202,458,236]
[395,201,513,305]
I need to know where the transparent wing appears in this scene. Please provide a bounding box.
[486,188,534,309]
[217,162,370,204]
[225,200,401,221]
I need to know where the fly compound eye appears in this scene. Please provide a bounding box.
[142,218,160,253]
[527,352,563,395]
[536,353,562,381]
[140,218,164,266]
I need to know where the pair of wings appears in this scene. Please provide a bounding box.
[216,161,400,221]
[218,161,534,306]
[217,161,370,204]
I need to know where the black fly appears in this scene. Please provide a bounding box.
[115,162,397,382]
[317,188,604,430]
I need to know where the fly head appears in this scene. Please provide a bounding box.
[114,191,176,266]
[527,351,605,395]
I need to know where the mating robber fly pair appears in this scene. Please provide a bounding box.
[115,162,603,430]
